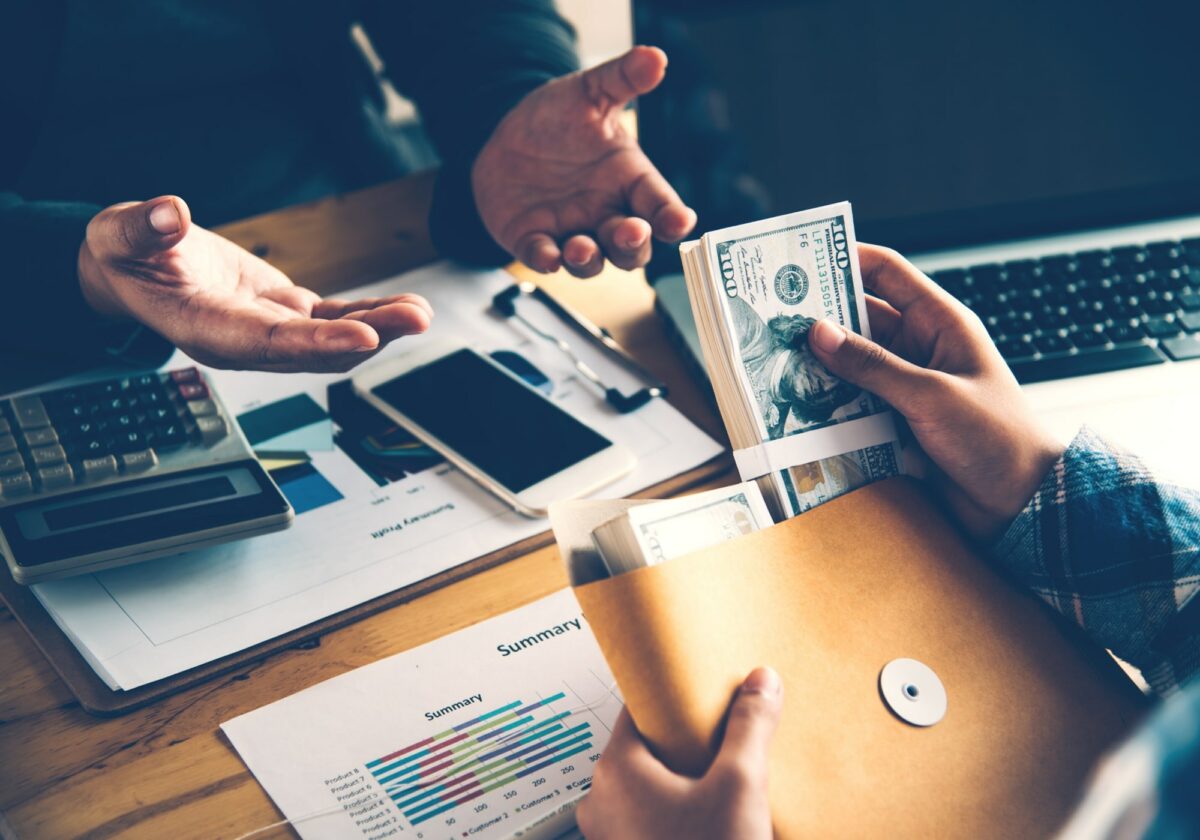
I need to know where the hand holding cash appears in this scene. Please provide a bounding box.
[557,202,1061,574]
[681,203,902,519]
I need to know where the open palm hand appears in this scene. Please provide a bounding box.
[78,196,432,372]
[472,46,696,278]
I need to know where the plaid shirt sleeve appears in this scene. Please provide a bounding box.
[992,426,1200,696]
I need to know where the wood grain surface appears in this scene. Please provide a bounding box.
[0,170,726,839]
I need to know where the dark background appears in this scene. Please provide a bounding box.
[636,0,1200,273]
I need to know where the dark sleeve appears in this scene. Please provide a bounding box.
[991,426,1200,696]
[0,193,172,391]
[360,0,580,265]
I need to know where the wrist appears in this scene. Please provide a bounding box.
[77,239,129,320]
[978,431,1065,540]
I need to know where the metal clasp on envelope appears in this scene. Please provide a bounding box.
[491,281,668,413]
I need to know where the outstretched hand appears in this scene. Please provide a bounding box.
[472,46,697,278]
[78,196,432,372]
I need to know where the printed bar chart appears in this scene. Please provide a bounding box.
[223,591,631,840]
[365,693,595,826]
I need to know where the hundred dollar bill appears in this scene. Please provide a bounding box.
[683,203,902,518]
[591,482,773,576]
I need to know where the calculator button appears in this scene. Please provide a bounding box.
[78,439,106,457]
[0,472,33,500]
[171,368,201,384]
[37,463,75,491]
[69,420,100,437]
[29,444,67,467]
[132,373,159,389]
[196,415,228,445]
[23,427,59,448]
[11,396,50,430]
[114,431,147,452]
[81,455,119,482]
[0,433,16,454]
[178,382,209,401]
[0,452,25,475]
[153,423,187,449]
[120,450,158,473]
[186,399,217,417]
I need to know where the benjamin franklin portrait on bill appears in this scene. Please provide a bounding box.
[728,296,862,437]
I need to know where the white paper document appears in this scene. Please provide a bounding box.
[31,263,722,690]
[222,589,620,840]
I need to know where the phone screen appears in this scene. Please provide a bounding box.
[371,349,615,492]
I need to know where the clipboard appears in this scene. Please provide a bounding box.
[563,476,1149,838]
[0,453,732,716]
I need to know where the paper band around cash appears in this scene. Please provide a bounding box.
[732,412,900,481]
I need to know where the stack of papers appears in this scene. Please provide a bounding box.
[32,264,722,691]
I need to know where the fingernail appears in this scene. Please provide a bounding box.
[149,201,181,234]
[810,319,846,353]
[622,229,648,249]
[742,667,781,697]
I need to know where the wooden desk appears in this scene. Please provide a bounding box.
[0,173,727,839]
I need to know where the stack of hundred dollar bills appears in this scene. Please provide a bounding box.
[680,202,902,520]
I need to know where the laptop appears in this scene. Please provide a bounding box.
[635,0,1200,478]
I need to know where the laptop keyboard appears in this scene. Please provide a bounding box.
[929,237,1200,383]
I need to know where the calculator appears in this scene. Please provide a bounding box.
[0,367,293,584]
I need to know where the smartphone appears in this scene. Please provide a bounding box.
[353,341,636,516]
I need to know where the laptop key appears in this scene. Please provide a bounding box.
[1144,316,1182,338]
[1007,344,1166,384]
[1162,335,1200,361]
[1035,332,1073,354]
[1111,246,1149,269]
[1070,325,1108,348]
[1179,311,1200,332]
[1107,322,1145,343]
[994,338,1030,359]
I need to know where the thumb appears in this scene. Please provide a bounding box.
[89,195,191,260]
[580,45,668,108]
[712,667,783,782]
[808,319,931,414]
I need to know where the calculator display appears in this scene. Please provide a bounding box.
[45,476,235,530]
[0,461,287,569]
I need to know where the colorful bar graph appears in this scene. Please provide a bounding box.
[364,693,594,827]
